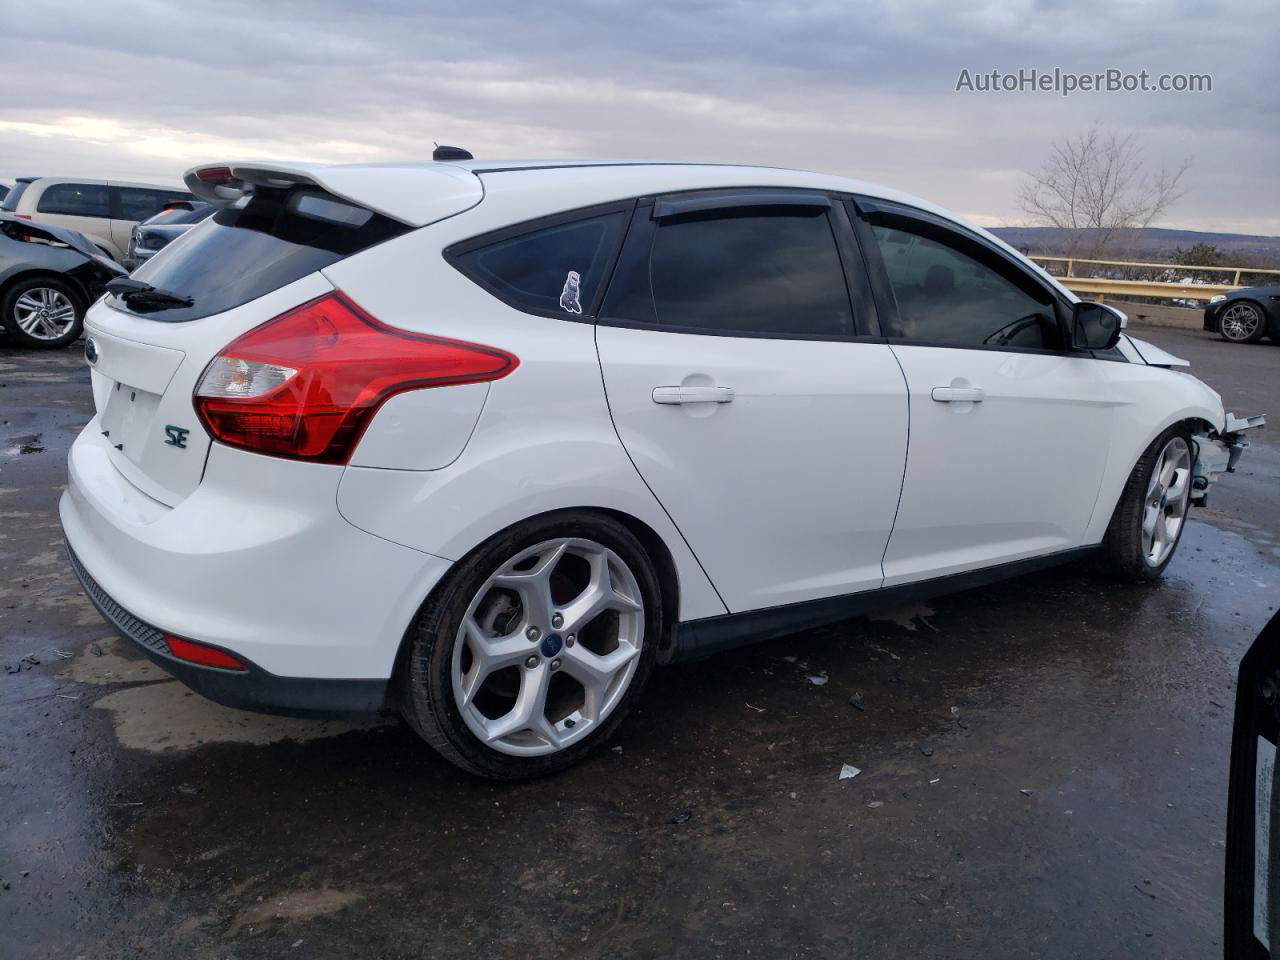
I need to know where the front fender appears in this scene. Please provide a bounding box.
[1082,367,1225,544]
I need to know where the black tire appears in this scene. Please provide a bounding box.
[0,275,85,349]
[1219,300,1266,344]
[398,510,663,779]
[1097,424,1194,582]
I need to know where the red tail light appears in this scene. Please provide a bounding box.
[195,166,235,185]
[194,291,518,463]
[165,635,248,672]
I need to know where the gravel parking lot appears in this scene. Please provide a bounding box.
[2,325,1278,959]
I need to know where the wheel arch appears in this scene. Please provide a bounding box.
[386,505,687,694]
[0,268,91,309]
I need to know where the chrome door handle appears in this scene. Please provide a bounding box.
[931,386,985,403]
[652,385,736,405]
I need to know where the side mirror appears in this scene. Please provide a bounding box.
[1226,609,1280,956]
[1071,301,1125,351]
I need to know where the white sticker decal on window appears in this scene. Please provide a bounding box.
[559,270,582,314]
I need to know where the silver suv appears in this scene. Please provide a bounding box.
[1,177,192,261]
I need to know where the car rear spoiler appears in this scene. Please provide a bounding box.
[183,161,484,228]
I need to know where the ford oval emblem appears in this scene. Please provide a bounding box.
[84,338,99,365]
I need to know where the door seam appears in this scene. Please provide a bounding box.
[592,323,731,616]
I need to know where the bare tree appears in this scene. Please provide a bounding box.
[1018,127,1189,260]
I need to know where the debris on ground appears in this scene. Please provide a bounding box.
[610,745,623,754]
[917,743,934,758]
[11,433,44,455]
[848,694,865,711]
[90,642,104,657]
[807,673,828,686]
[175,784,200,796]
[1019,788,1034,797]
[668,808,693,825]
[6,654,42,675]
[868,801,884,808]
[745,703,766,713]
[839,764,861,781]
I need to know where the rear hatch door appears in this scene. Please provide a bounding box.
[84,161,482,506]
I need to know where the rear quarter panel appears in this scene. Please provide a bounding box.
[323,214,728,623]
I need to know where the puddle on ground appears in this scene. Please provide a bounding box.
[227,888,366,936]
[93,681,389,752]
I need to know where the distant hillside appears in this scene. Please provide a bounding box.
[989,226,1280,265]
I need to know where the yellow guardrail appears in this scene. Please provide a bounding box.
[1030,255,1280,286]
[1028,255,1280,302]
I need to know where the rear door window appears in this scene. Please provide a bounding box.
[447,209,629,317]
[603,204,855,338]
[113,187,192,222]
[116,186,409,322]
[36,183,111,218]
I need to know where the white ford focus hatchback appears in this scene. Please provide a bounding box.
[61,156,1261,778]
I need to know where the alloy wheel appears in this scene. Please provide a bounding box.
[13,287,77,341]
[1220,302,1262,342]
[451,537,645,756]
[1141,435,1192,567]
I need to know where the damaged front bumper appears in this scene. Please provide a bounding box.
[1191,413,1267,505]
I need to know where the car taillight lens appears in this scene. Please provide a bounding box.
[194,291,518,463]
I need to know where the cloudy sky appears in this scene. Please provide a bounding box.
[2,0,1277,234]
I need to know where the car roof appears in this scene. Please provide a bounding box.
[20,176,187,190]
[184,158,1067,300]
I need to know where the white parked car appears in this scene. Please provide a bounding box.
[61,157,1262,778]
[1,176,192,262]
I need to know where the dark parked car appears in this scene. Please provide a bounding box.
[1204,286,1280,344]
[124,199,214,270]
[0,215,126,349]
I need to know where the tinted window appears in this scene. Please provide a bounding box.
[36,183,111,218]
[871,222,1056,349]
[117,186,408,322]
[644,208,853,337]
[451,213,626,316]
[1,181,30,212]
[114,187,191,222]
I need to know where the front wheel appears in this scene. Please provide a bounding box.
[1,276,85,349]
[399,512,662,779]
[1098,426,1194,582]
[1219,301,1266,343]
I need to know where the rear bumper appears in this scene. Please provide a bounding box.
[68,546,389,716]
[61,420,453,693]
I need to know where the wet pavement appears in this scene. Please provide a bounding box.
[1,326,1278,959]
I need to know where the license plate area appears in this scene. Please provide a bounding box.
[100,379,163,466]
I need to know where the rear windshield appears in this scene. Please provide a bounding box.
[1,181,29,212]
[115,186,408,322]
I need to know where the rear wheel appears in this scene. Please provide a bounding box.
[1,276,84,349]
[1098,425,1194,582]
[1219,301,1265,343]
[399,511,661,779]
